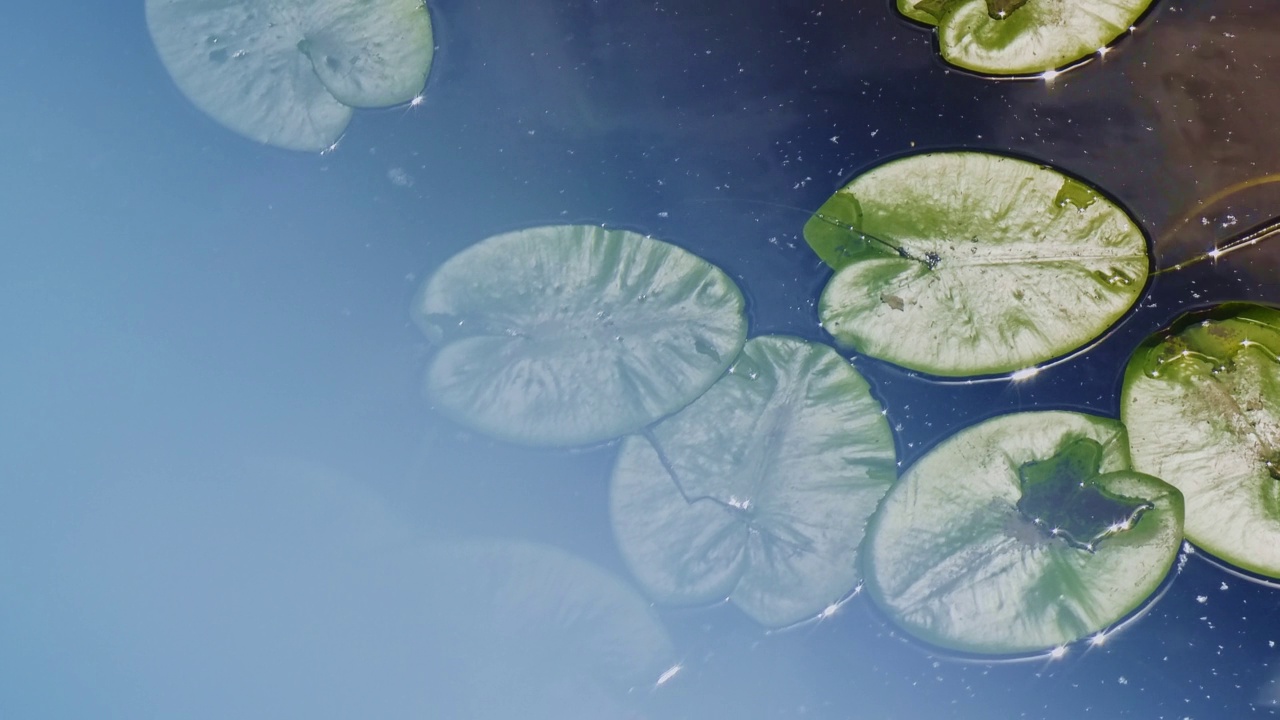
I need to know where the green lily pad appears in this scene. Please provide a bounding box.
[864,411,1183,654]
[896,0,1150,76]
[419,539,678,718]
[1122,303,1280,577]
[413,225,747,447]
[812,152,1148,377]
[609,335,897,628]
[146,0,434,151]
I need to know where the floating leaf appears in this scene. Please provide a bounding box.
[1122,303,1280,577]
[419,539,677,719]
[864,411,1183,654]
[414,225,747,447]
[813,151,1147,377]
[146,0,434,151]
[896,0,1150,76]
[609,335,896,628]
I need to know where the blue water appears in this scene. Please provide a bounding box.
[6,1,1280,718]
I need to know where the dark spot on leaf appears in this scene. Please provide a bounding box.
[1015,437,1152,552]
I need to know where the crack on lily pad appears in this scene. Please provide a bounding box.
[652,438,818,561]
[1015,437,1153,553]
[610,336,896,628]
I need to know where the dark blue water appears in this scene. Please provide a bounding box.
[6,1,1280,718]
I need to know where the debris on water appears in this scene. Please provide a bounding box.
[388,167,414,187]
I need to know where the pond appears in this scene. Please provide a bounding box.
[6,1,1280,718]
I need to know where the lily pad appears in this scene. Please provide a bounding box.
[1122,303,1280,577]
[413,224,747,447]
[812,151,1148,377]
[146,0,434,151]
[897,0,1150,76]
[609,335,897,628]
[418,539,678,719]
[864,411,1183,654]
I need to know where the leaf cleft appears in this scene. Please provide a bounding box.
[984,0,1030,19]
[1015,437,1153,553]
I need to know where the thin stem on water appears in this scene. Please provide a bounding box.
[1154,173,1280,274]
[1155,218,1280,275]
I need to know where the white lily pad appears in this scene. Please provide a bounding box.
[413,225,747,447]
[1122,304,1280,578]
[609,335,897,628]
[812,152,1147,377]
[146,0,434,151]
[897,0,1150,76]
[419,539,677,718]
[865,411,1183,654]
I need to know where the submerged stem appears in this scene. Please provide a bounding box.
[810,209,939,269]
[1155,173,1280,274]
[1160,173,1280,243]
[1155,216,1280,275]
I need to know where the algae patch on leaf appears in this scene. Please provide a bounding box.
[812,151,1148,377]
[1122,303,1280,577]
[146,0,434,151]
[864,411,1182,655]
[609,335,896,628]
[413,225,747,447]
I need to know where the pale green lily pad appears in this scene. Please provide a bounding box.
[813,152,1147,377]
[146,0,433,151]
[1122,304,1280,578]
[414,225,747,447]
[609,335,896,628]
[419,539,677,718]
[897,0,1150,76]
[864,411,1183,655]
